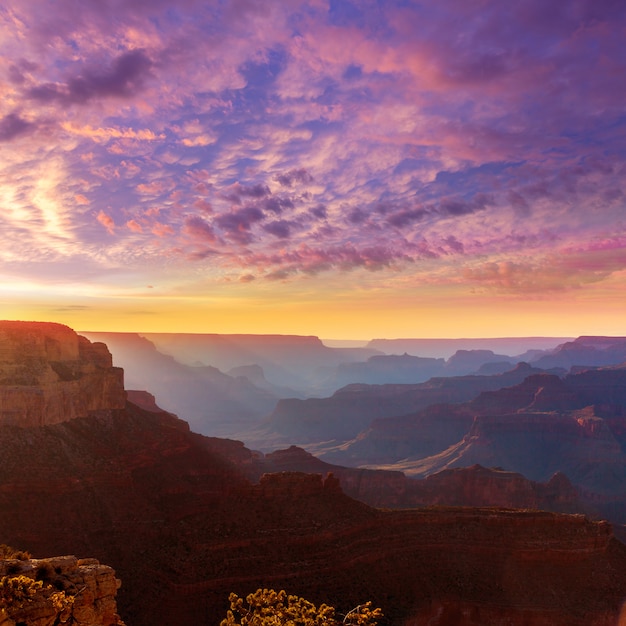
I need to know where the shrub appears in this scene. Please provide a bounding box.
[221,588,382,625]
[0,545,31,561]
[0,576,43,607]
[0,574,74,623]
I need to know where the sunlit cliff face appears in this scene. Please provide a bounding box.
[1,1,626,337]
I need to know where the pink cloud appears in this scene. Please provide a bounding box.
[183,216,216,242]
[96,210,116,235]
[463,238,626,294]
[126,219,143,233]
[152,222,174,238]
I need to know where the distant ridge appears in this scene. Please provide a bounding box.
[367,337,573,359]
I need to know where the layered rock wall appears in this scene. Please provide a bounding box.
[0,322,126,427]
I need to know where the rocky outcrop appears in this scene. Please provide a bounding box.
[0,322,126,427]
[444,349,515,375]
[0,555,124,626]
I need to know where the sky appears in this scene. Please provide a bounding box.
[1,0,625,339]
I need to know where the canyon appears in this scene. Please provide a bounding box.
[3,322,626,625]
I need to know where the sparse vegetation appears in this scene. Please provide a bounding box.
[0,549,75,624]
[220,588,382,625]
[0,545,31,561]
[0,574,75,623]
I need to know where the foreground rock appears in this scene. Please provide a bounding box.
[0,555,124,626]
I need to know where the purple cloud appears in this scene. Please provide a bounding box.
[28,49,152,104]
[438,194,493,217]
[387,207,428,228]
[274,167,313,187]
[0,113,33,141]
[263,196,294,214]
[309,204,327,219]
[263,220,293,239]
[184,216,216,242]
[214,206,266,244]
[1,0,625,307]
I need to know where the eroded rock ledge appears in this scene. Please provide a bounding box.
[0,321,126,427]
[0,555,125,626]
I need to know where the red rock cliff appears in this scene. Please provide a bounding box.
[0,321,126,427]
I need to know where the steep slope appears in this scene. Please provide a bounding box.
[0,321,126,427]
[0,402,252,626]
[2,407,626,626]
[80,331,279,436]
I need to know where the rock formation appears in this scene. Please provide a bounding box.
[327,366,626,527]
[0,321,126,427]
[367,337,571,359]
[1,396,626,625]
[0,555,124,626]
[317,353,447,391]
[97,331,380,396]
